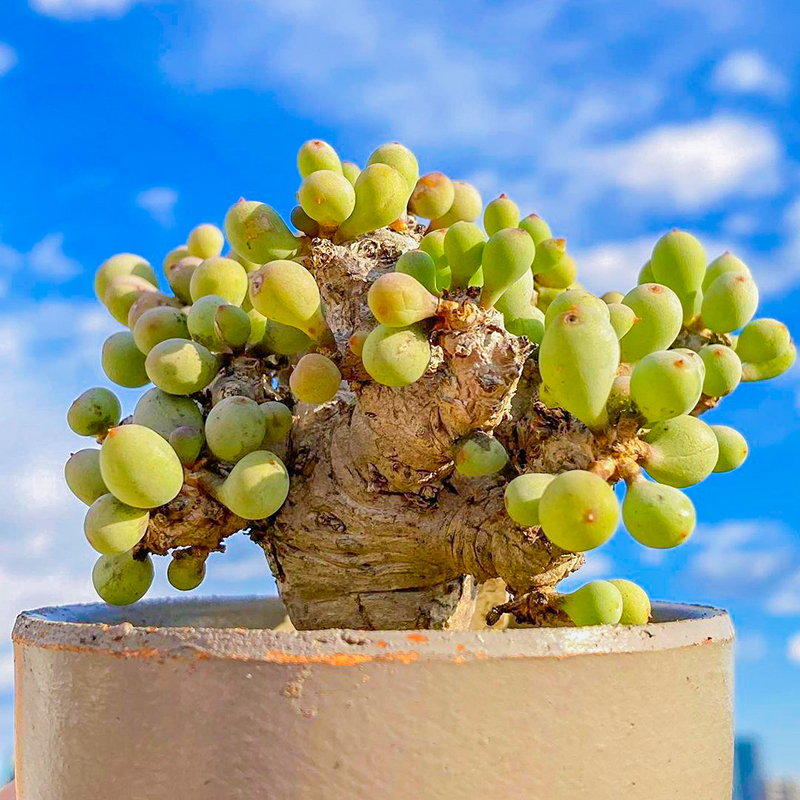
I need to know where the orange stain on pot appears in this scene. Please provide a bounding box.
[406,633,428,643]
[14,641,165,660]
[15,639,423,666]
[261,650,421,666]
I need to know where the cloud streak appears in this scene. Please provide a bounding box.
[0,234,83,297]
[737,631,768,662]
[156,0,797,299]
[768,570,800,616]
[136,187,179,227]
[29,0,138,20]
[691,521,789,591]
[710,51,789,98]
[0,43,17,78]
[0,300,121,685]
[27,233,82,280]
[685,520,800,617]
[584,117,781,211]
[789,632,800,665]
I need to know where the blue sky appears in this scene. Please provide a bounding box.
[1,0,800,778]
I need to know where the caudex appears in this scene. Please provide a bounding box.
[64,139,794,631]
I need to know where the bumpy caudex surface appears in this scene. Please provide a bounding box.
[64,140,793,630]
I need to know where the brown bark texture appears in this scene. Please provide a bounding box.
[140,224,723,630]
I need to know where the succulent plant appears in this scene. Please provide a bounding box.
[64,140,793,631]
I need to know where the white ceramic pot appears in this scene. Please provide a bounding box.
[12,596,733,799]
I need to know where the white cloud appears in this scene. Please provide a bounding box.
[136,187,178,227]
[147,0,800,304]
[768,569,800,616]
[588,117,781,211]
[572,237,653,294]
[157,1,792,249]
[752,197,800,295]
[0,240,23,274]
[711,51,789,98]
[0,567,94,686]
[722,213,759,237]
[638,548,666,567]
[27,233,81,280]
[784,197,800,230]
[212,556,269,582]
[0,655,11,691]
[568,190,800,303]
[0,234,82,296]
[0,238,24,298]
[736,631,767,662]
[779,196,800,295]
[29,0,137,20]
[578,553,614,580]
[163,0,540,152]
[689,520,793,594]
[0,43,17,78]
[157,0,668,195]
[0,300,119,666]
[558,552,614,591]
[689,521,800,617]
[788,632,800,664]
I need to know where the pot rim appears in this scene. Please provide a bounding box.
[12,595,733,664]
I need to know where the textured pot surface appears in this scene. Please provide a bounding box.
[13,597,734,800]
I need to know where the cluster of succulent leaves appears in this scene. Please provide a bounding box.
[64,138,793,627]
